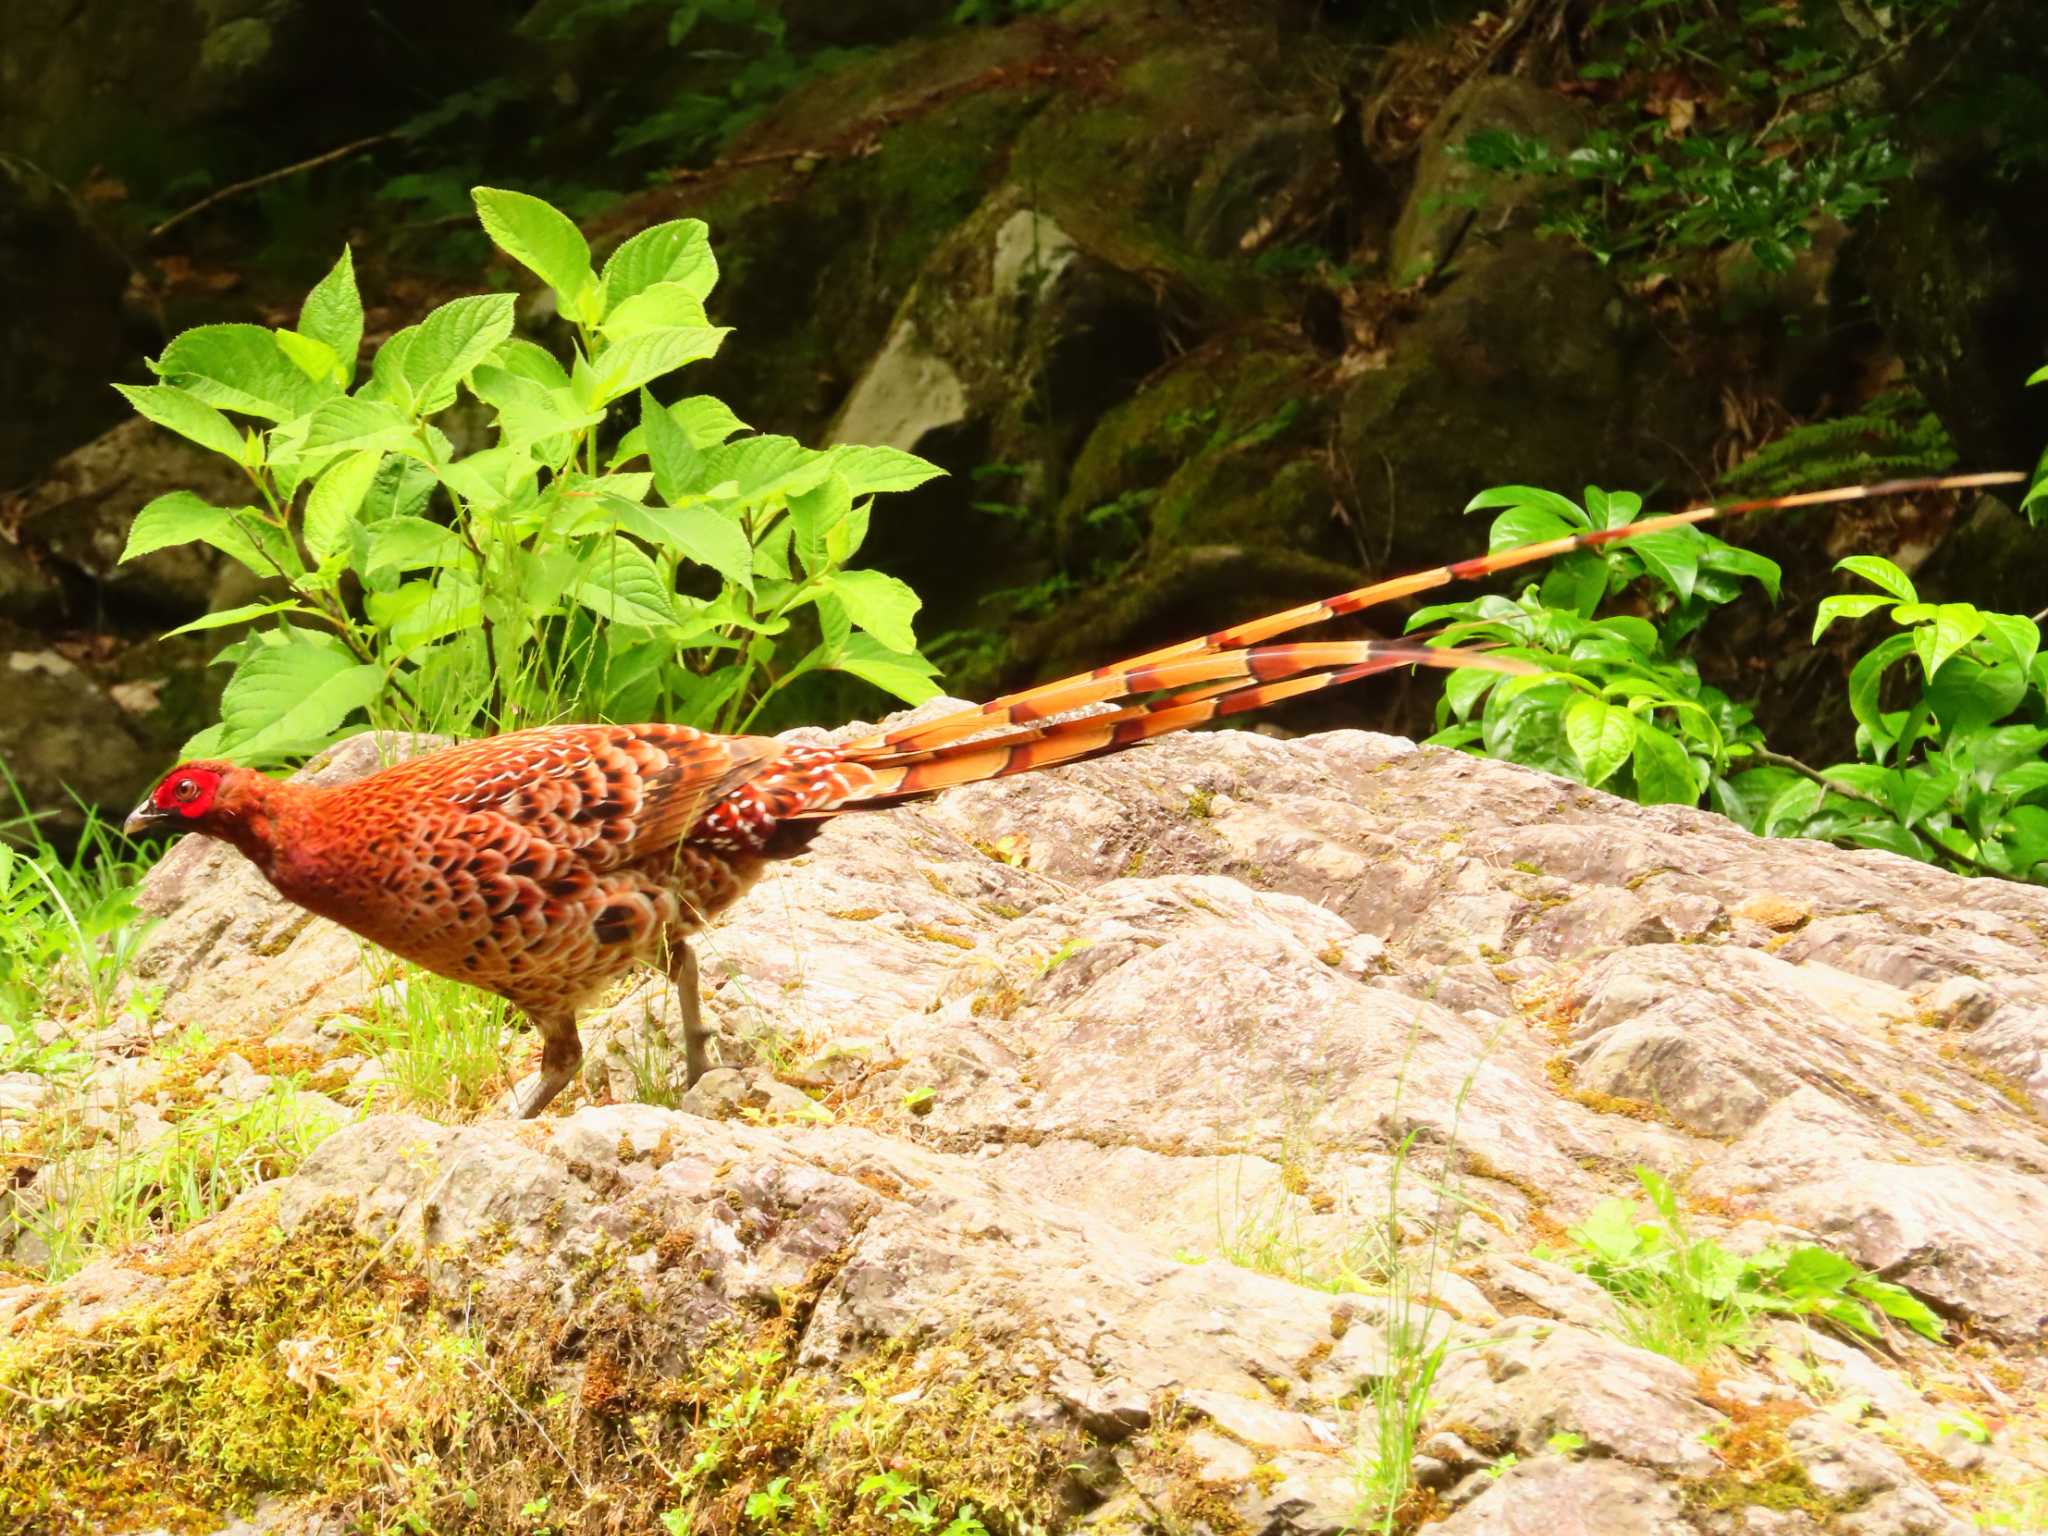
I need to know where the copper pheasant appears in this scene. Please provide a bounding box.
[124,474,2016,1116]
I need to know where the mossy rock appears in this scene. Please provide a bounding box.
[1340,232,1716,570]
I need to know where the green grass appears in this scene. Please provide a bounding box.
[0,803,158,1047]
[10,1076,345,1281]
[340,961,515,1119]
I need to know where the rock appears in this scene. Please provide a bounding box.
[25,718,2048,1531]
[0,541,62,626]
[1430,1455,1695,1535]
[1389,74,1588,283]
[0,645,157,847]
[0,159,133,492]
[14,414,258,621]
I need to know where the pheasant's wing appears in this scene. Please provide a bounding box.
[338,723,782,872]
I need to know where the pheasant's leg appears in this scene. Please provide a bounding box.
[516,1012,583,1119]
[665,939,711,1087]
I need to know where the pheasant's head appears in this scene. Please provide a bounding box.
[124,761,271,842]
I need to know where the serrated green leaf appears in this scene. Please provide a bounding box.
[154,324,334,422]
[114,383,245,459]
[572,541,676,628]
[639,387,704,505]
[298,245,363,386]
[828,569,922,653]
[161,600,309,637]
[303,450,381,566]
[364,517,469,578]
[602,282,710,339]
[121,491,290,578]
[1846,1275,1943,1341]
[832,632,941,705]
[601,218,716,308]
[403,293,518,404]
[579,326,728,407]
[613,500,752,591]
[1564,696,1634,787]
[701,433,837,507]
[216,646,384,763]
[788,475,851,577]
[826,443,945,497]
[303,395,419,456]
[472,186,599,320]
[273,329,340,386]
[1837,554,1917,601]
[472,364,602,450]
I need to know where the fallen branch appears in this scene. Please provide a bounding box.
[149,132,396,241]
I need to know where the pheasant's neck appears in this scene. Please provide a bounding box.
[208,779,302,884]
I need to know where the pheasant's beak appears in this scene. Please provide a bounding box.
[123,798,171,837]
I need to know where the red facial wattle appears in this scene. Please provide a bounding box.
[154,770,221,819]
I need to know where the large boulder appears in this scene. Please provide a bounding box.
[4,711,2040,1530]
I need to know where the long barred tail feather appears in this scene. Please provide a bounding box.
[838,472,2025,758]
[824,638,1533,803]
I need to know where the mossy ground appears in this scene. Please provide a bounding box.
[0,1194,1098,1535]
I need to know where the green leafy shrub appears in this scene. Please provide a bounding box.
[118,188,943,763]
[1444,0,1955,270]
[1737,555,2048,879]
[1407,484,1778,812]
[1560,1167,1944,1366]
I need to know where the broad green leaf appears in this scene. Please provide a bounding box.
[578,326,728,407]
[303,450,381,566]
[1563,696,1634,787]
[826,443,945,497]
[154,324,333,421]
[601,218,716,308]
[439,444,534,509]
[1486,506,1575,553]
[829,569,922,653]
[217,646,384,762]
[1925,655,2028,733]
[832,632,941,706]
[1910,602,1984,681]
[359,454,440,524]
[1994,762,2048,800]
[1466,484,1588,527]
[1539,551,1609,618]
[403,293,518,404]
[114,383,244,459]
[1836,554,1917,601]
[572,541,676,628]
[1630,720,1700,804]
[1846,633,1915,755]
[362,323,421,411]
[1569,1198,1642,1264]
[1812,593,1893,642]
[1625,530,1701,601]
[1586,485,1641,529]
[602,282,710,339]
[612,394,749,466]
[1839,819,1934,863]
[273,329,340,386]
[2028,364,2048,387]
[1442,665,1504,722]
[1979,611,2042,673]
[303,395,419,457]
[1762,777,1827,836]
[1699,541,1781,601]
[816,593,852,658]
[472,186,599,320]
[639,386,704,505]
[298,245,364,386]
[1846,1276,1943,1341]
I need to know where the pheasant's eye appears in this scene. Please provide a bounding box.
[174,778,199,803]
